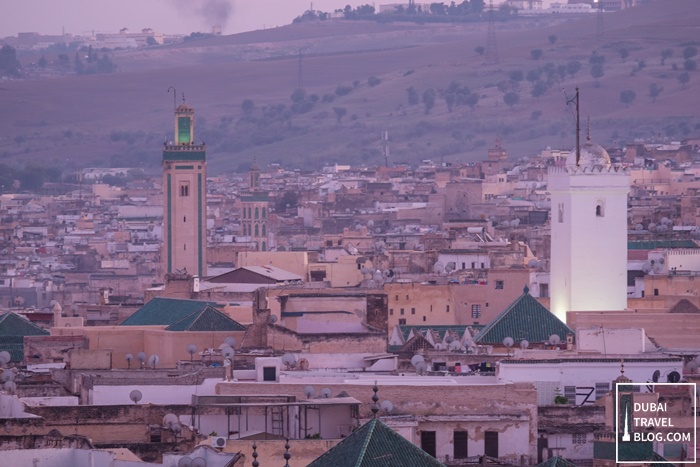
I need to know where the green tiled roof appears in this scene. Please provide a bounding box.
[537,457,578,467]
[120,297,218,326]
[628,239,697,250]
[165,305,246,332]
[0,312,50,337]
[0,312,49,362]
[474,287,573,345]
[308,418,445,467]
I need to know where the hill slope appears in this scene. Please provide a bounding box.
[1,0,698,174]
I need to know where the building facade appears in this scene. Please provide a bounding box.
[240,160,271,251]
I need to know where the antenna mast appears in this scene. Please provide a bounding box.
[566,87,581,166]
[381,131,389,168]
[486,0,499,64]
[167,87,176,111]
[596,0,604,38]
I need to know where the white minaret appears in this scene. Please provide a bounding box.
[548,128,630,323]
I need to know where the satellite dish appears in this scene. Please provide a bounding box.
[435,343,443,351]
[520,339,529,349]
[503,337,514,348]
[642,262,652,273]
[2,369,14,382]
[320,388,332,398]
[171,423,182,434]
[220,346,234,359]
[224,336,236,348]
[178,458,193,467]
[415,361,428,375]
[3,381,16,393]
[381,400,394,413]
[527,259,539,268]
[163,413,178,428]
[148,354,159,369]
[136,352,147,363]
[449,340,462,351]
[445,336,454,344]
[667,371,681,383]
[281,353,297,369]
[303,385,315,399]
[410,355,425,366]
[186,344,197,360]
[191,457,206,467]
[0,351,11,365]
[549,334,561,345]
[129,389,142,404]
[433,262,444,274]
[268,315,278,324]
[652,369,661,383]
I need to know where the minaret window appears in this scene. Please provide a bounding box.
[596,203,604,217]
[248,207,252,219]
[254,225,259,237]
[262,241,267,252]
[255,207,259,219]
[180,183,190,197]
[242,209,246,219]
[262,208,267,219]
[262,224,266,236]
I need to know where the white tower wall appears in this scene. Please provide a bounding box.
[549,166,630,322]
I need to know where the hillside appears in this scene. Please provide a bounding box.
[1,0,699,174]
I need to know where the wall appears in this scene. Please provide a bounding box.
[224,438,339,467]
[70,349,112,369]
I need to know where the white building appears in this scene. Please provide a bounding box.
[548,135,630,322]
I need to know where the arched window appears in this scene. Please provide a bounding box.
[242,208,246,219]
[262,207,267,219]
[255,207,259,219]
[254,224,259,237]
[596,201,605,217]
[262,224,266,236]
[248,207,252,219]
[262,241,267,252]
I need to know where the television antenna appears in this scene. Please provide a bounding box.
[564,87,581,166]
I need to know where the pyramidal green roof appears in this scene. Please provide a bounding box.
[474,287,573,345]
[120,297,219,327]
[165,305,246,332]
[0,312,50,337]
[308,418,445,467]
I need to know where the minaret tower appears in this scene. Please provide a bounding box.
[549,93,629,322]
[162,101,207,277]
[240,159,271,252]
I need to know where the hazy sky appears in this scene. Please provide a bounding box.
[1,0,369,37]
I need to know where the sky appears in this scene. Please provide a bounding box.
[1,0,369,37]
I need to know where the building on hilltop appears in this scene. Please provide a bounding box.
[162,103,207,278]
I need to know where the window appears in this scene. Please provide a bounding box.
[485,431,499,457]
[462,262,466,269]
[421,431,437,458]
[481,262,485,269]
[183,244,186,251]
[254,225,259,237]
[423,316,426,322]
[255,207,259,219]
[406,294,409,300]
[596,205,603,217]
[430,305,433,312]
[262,207,267,219]
[179,183,190,197]
[446,305,450,312]
[400,308,404,315]
[572,433,587,444]
[389,308,394,315]
[564,386,576,404]
[263,366,276,382]
[471,262,476,269]
[558,202,564,223]
[262,241,267,251]
[495,280,504,290]
[395,295,399,301]
[454,431,468,459]
[595,382,610,400]
[399,318,406,325]
[411,308,416,315]
[471,304,481,319]
[183,216,186,222]
[242,208,247,219]
[654,288,659,296]
[262,224,266,236]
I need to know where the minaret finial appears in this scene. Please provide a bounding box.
[181,92,186,103]
[283,438,291,467]
[587,117,591,142]
[620,359,625,375]
[371,381,380,418]
[252,442,259,467]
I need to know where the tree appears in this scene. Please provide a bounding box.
[503,91,520,108]
[589,52,606,66]
[683,46,697,60]
[661,48,673,65]
[567,60,581,76]
[530,49,543,60]
[465,93,479,110]
[146,36,157,46]
[620,89,636,107]
[291,88,306,103]
[684,59,697,71]
[422,88,436,114]
[38,55,48,68]
[509,70,524,82]
[0,45,21,77]
[526,69,541,83]
[548,34,558,45]
[333,106,347,123]
[531,81,548,98]
[430,2,447,14]
[406,86,420,106]
[241,99,255,114]
[475,46,485,56]
[590,64,604,85]
[678,72,690,87]
[618,48,629,62]
[648,83,663,102]
[367,76,381,87]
